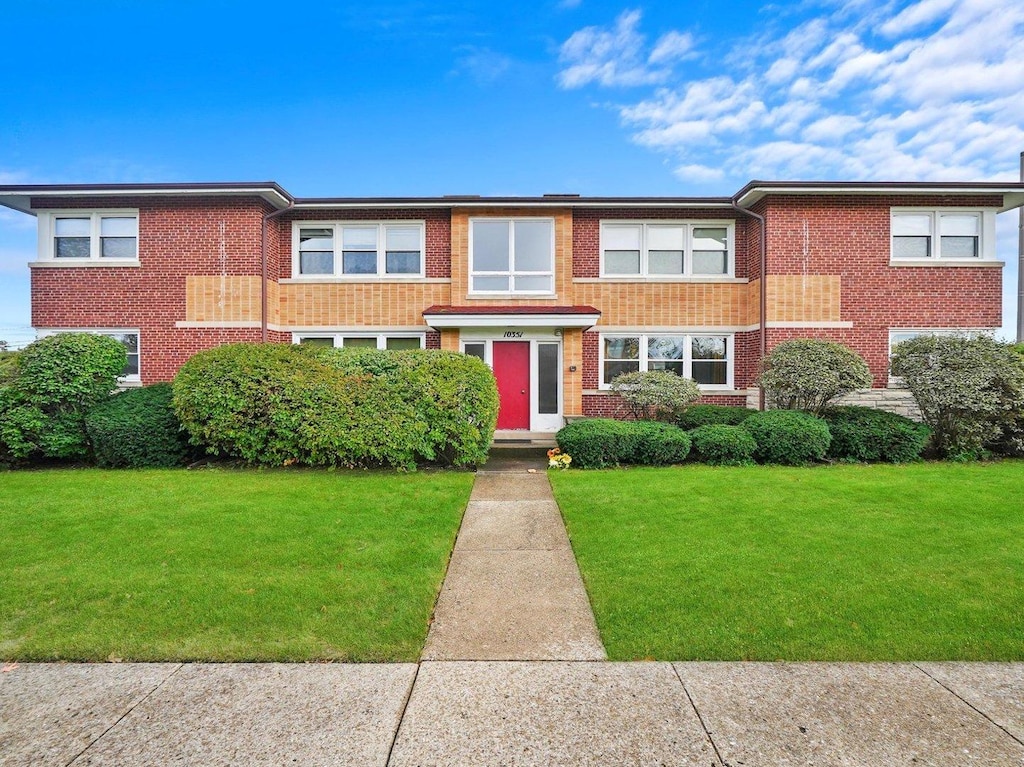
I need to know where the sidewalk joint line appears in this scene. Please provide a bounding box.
[673,665,727,767]
[64,663,184,766]
[913,663,1024,748]
[384,663,421,766]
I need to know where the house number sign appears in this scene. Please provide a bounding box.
[502,330,524,338]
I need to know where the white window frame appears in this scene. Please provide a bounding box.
[599,220,735,278]
[292,332,425,350]
[37,210,140,263]
[291,221,426,279]
[36,328,141,384]
[598,332,734,391]
[468,217,556,296]
[890,208,997,263]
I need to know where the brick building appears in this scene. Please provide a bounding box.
[2,180,1022,431]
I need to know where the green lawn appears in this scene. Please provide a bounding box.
[0,469,472,662]
[551,462,1024,661]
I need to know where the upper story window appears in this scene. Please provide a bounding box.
[891,209,995,261]
[600,333,732,389]
[39,211,139,262]
[294,222,424,278]
[470,218,554,294]
[601,221,734,277]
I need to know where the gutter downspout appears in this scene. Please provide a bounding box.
[732,201,768,410]
[261,203,294,343]
[1018,151,1024,342]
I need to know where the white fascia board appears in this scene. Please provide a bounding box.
[5,187,291,209]
[735,186,1024,210]
[424,313,601,328]
[290,201,735,210]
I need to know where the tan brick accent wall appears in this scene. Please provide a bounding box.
[746,280,761,326]
[451,208,573,304]
[562,328,583,417]
[439,329,460,351]
[573,282,749,326]
[766,274,841,323]
[185,276,263,323]
[279,283,451,327]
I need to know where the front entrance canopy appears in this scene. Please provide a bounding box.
[423,305,601,329]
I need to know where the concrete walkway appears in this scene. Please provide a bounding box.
[3,661,1024,765]
[422,451,605,661]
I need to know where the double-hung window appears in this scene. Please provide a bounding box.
[891,210,993,261]
[40,211,139,262]
[601,222,733,277]
[295,222,424,277]
[470,218,554,294]
[601,333,731,388]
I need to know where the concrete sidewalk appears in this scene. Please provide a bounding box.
[3,661,1023,765]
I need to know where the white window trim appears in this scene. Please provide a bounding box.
[37,210,140,264]
[292,332,425,350]
[36,328,141,384]
[599,220,736,278]
[598,332,734,391]
[468,217,556,297]
[291,221,426,279]
[890,208,997,264]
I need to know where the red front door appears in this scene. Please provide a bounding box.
[493,342,530,429]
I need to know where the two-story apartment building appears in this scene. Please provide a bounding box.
[2,180,1022,431]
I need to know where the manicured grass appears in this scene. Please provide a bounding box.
[0,469,472,662]
[551,462,1024,661]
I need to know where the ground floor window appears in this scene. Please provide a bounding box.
[600,333,732,388]
[37,328,139,383]
[294,333,425,350]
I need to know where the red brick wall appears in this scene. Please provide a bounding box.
[572,208,753,278]
[277,208,452,279]
[31,195,274,384]
[762,194,1003,385]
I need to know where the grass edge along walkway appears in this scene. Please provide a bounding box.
[550,461,1024,662]
[0,468,473,663]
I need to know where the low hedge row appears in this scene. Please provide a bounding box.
[86,383,194,468]
[556,419,690,469]
[557,406,928,468]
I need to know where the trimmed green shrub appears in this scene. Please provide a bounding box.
[632,421,691,465]
[86,383,193,468]
[677,404,754,429]
[688,424,757,466]
[759,340,873,415]
[556,419,638,469]
[740,410,831,465]
[556,418,690,468]
[0,333,126,461]
[890,334,1024,460]
[0,351,20,384]
[320,347,498,467]
[609,370,701,421]
[822,406,930,463]
[172,343,498,468]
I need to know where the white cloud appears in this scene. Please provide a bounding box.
[557,9,694,88]
[450,46,513,85]
[560,0,1024,185]
[648,31,695,65]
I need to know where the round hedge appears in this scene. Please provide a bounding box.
[555,418,690,468]
[739,410,831,465]
[822,406,929,463]
[688,424,757,466]
[172,343,497,468]
[676,404,754,430]
[86,383,193,468]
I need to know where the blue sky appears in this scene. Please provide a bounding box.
[2,0,1022,346]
